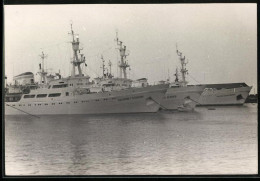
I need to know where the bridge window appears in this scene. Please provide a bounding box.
[24,94,35,98]
[48,93,61,97]
[37,94,47,98]
[52,84,68,88]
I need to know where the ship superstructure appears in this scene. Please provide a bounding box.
[5,24,168,115]
[91,32,138,92]
[5,72,37,103]
[92,54,132,92]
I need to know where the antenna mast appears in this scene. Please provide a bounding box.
[174,68,179,83]
[69,23,85,77]
[108,60,113,77]
[176,44,188,86]
[115,32,130,79]
[38,51,48,84]
[100,55,106,78]
[167,68,170,82]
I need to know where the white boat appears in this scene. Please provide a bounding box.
[160,48,205,111]
[5,24,168,115]
[198,83,252,106]
[5,82,168,115]
[160,46,252,108]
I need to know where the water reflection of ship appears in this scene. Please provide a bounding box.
[5,24,168,115]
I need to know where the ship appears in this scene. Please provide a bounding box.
[198,82,252,106]
[160,45,252,107]
[5,24,168,115]
[159,48,206,111]
[109,38,205,112]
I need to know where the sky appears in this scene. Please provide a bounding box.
[4,4,257,92]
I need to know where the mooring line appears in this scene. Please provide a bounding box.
[148,97,169,110]
[187,97,202,106]
[6,104,40,118]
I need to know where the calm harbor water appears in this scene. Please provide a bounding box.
[5,103,258,175]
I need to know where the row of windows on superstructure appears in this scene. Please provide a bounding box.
[68,83,91,86]
[46,82,92,89]
[11,95,144,107]
[118,95,144,101]
[23,93,61,99]
[101,83,129,87]
[52,84,68,88]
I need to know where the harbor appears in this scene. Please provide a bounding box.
[4,4,257,176]
[4,24,253,115]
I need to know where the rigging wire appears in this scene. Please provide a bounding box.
[6,104,40,118]
[87,63,100,77]
[188,74,201,84]
[85,46,113,59]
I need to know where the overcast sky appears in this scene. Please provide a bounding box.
[4,4,257,92]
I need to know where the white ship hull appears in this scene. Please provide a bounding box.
[5,85,167,115]
[198,86,252,106]
[160,85,205,110]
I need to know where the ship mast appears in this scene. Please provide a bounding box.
[108,60,113,78]
[176,44,188,86]
[100,55,106,78]
[69,23,86,77]
[38,51,48,84]
[115,32,130,79]
[174,68,179,83]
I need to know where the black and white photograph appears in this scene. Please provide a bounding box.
[3,3,257,176]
